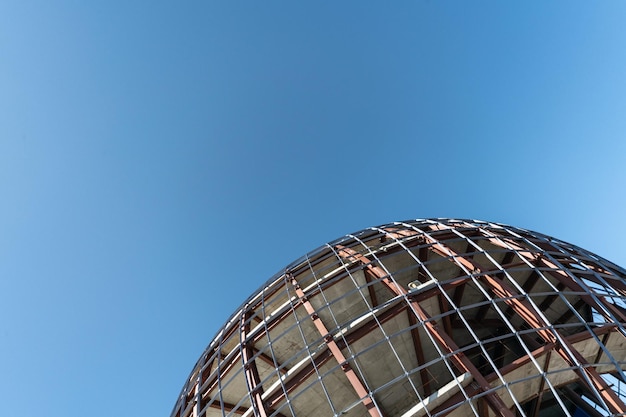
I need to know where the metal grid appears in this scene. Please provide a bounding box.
[170,219,626,417]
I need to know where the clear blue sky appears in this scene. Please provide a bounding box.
[1,2,625,416]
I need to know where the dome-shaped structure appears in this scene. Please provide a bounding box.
[171,219,626,417]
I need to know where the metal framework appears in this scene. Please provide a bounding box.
[171,219,626,417]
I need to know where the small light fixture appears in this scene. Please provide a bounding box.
[408,280,422,290]
[408,279,437,292]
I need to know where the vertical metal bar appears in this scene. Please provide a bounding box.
[529,350,550,417]
[192,377,199,417]
[425,239,626,416]
[337,245,515,417]
[438,293,454,336]
[241,308,269,417]
[364,269,380,307]
[406,308,433,396]
[289,274,384,417]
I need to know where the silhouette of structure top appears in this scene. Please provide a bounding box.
[171,219,626,417]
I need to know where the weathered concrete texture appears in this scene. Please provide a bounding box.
[171,219,626,417]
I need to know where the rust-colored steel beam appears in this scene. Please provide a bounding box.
[207,400,246,415]
[264,300,411,409]
[477,236,626,412]
[538,282,565,312]
[478,398,489,417]
[452,282,466,308]
[538,255,626,324]
[196,347,217,386]
[289,274,383,417]
[250,305,295,345]
[246,268,363,346]
[171,221,626,417]
[437,293,454,337]
[502,269,539,320]
[264,348,334,409]
[241,309,269,417]
[337,245,515,417]
[244,270,366,347]
[364,269,380,307]
[417,244,430,282]
[244,250,417,348]
[497,324,617,381]
[431,325,619,417]
[561,386,608,417]
[419,233,626,416]
[478,234,626,325]
[373,226,626,415]
[555,298,586,325]
[594,332,611,365]
[477,253,515,322]
[406,309,433,396]
[474,290,494,323]
[205,400,289,417]
[384,225,607,327]
[252,347,288,375]
[203,351,242,400]
[529,350,550,417]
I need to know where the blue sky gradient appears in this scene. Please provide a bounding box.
[1,2,625,416]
